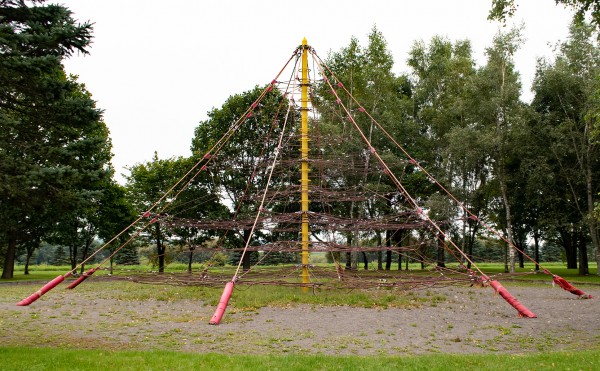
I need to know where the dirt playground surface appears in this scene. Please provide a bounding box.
[1,280,599,355]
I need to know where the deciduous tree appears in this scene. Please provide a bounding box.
[489,0,600,30]
[532,20,600,274]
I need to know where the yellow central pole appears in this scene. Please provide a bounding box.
[300,38,310,292]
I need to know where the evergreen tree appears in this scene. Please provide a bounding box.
[52,245,67,266]
[0,0,112,279]
[114,243,139,265]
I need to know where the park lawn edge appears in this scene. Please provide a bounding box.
[0,346,599,371]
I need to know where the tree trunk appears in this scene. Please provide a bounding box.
[565,243,578,269]
[385,230,391,270]
[461,199,467,267]
[1,230,17,279]
[578,232,589,275]
[156,222,165,273]
[392,230,403,271]
[80,238,93,274]
[24,246,34,275]
[559,227,578,269]
[516,242,524,268]
[344,252,351,270]
[345,233,352,270]
[497,57,515,273]
[188,248,194,273]
[467,221,475,269]
[362,251,368,270]
[533,231,540,271]
[504,243,509,273]
[350,232,358,270]
[242,229,251,272]
[399,252,403,270]
[500,182,515,273]
[377,232,383,270]
[592,222,600,276]
[585,164,600,275]
[69,244,78,271]
[437,232,445,268]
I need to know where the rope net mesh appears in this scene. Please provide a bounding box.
[17,42,590,316]
[126,44,535,294]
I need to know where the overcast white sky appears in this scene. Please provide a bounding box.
[59,0,574,183]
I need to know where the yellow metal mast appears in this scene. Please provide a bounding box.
[300,38,310,291]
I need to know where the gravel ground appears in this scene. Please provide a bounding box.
[1,280,598,356]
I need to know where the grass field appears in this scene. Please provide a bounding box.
[0,346,599,371]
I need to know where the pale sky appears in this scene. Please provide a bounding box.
[59,0,574,183]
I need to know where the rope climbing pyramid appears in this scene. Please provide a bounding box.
[17,39,592,325]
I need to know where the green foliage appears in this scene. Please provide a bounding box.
[137,243,175,269]
[227,250,259,266]
[206,251,227,266]
[51,245,67,266]
[126,153,187,213]
[0,0,114,278]
[260,251,297,265]
[125,154,226,272]
[531,20,600,272]
[488,0,518,23]
[97,183,136,243]
[318,28,419,269]
[190,85,290,270]
[114,243,139,265]
[489,0,600,30]
[191,85,289,209]
[408,35,481,218]
[563,0,600,27]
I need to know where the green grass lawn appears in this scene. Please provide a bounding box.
[0,347,598,371]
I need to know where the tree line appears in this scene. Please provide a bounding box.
[1,0,599,278]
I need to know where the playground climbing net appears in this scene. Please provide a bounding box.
[17,39,592,324]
